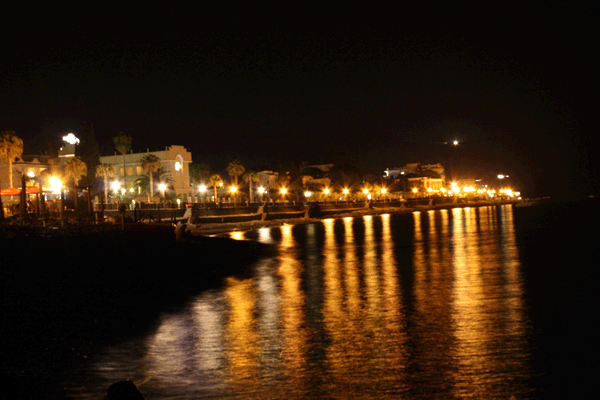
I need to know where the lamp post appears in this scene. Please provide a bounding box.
[230,186,237,205]
[159,183,167,205]
[199,185,206,203]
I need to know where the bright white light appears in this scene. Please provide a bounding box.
[62,133,80,145]
[111,181,121,192]
[27,171,35,178]
[159,183,167,191]
[175,162,181,171]
[304,191,312,197]
[199,185,206,192]
[258,187,265,194]
[497,174,505,179]
[49,177,62,194]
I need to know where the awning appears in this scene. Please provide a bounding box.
[0,187,50,196]
[0,188,21,196]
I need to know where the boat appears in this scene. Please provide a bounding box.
[515,199,539,207]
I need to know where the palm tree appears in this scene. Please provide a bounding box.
[95,163,115,204]
[63,157,88,214]
[243,170,259,202]
[189,162,211,184]
[134,166,173,201]
[0,131,24,188]
[226,159,245,187]
[140,154,161,202]
[209,174,223,203]
[113,132,132,188]
[64,157,88,188]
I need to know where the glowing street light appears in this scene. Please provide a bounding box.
[111,181,121,194]
[159,183,167,200]
[49,177,62,194]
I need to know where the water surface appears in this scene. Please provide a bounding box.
[69,203,598,399]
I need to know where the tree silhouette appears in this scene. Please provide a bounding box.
[0,131,24,188]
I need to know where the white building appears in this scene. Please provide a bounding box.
[99,145,193,201]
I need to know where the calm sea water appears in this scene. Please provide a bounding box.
[66,202,598,399]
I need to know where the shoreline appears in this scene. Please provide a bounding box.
[192,200,519,236]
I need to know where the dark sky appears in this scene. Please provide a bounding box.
[2,4,598,198]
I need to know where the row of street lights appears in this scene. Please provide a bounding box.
[195,184,390,202]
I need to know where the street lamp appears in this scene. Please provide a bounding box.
[159,183,167,204]
[50,177,62,195]
[280,187,287,203]
[199,184,206,203]
[230,186,237,205]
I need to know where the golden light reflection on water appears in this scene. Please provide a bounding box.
[223,276,260,386]
[88,206,530,399]
[449,206,529,398]
[277,224,308,388]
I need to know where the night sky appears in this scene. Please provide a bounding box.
[2,4,598,199]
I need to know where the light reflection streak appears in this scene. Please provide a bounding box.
[223,276,260,388]
[450,206,530,398]
[277,224,309,388]
[363,216,382,325]
[411,209,456,391]
[228,231,246,241]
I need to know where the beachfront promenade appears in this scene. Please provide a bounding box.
[101,197,521,224]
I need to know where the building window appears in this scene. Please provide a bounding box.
[136,166,143,175]
[119,167,124,177]
[126,167,133,176]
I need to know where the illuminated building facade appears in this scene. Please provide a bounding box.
[99,145,193,201]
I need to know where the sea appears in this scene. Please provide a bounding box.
[59,200,598,399]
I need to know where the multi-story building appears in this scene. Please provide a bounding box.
[384,162,445,180]
[99,145,193,201]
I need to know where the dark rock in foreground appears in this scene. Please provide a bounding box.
[105,380,145,400]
